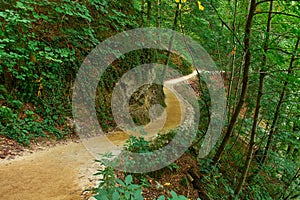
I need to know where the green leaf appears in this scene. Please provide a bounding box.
[127,184,139,190]
[124,175,133,185]
[112,191,119,199]
[117,178,126,187]
[124,190,130,199]
[134,189,143,199]
[44,46,51,51]
[170,190,178,197]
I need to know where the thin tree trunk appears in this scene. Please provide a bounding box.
[243,0,274,185]
[164,2,180,66]
[213,0,257,164]
[156,0,161,28]
[260,36,300,165]
[141,0,145,26]
[227,107,249,153]
[233,1,273,193]
[226,0,238,124]
[161,2,180,82]
[233,71,266,197]
[232,58,243,115]
[279,167,300,199]
[147,0,152,26]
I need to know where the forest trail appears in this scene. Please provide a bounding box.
[0,71,196,200]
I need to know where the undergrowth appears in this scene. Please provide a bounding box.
[91,129,203,199]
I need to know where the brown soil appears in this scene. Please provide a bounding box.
[0,141,95,199]
[141,153,200,200]
[0,136,25,159]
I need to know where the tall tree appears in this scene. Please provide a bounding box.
[260,36,300,165]
[147,0,152,26]
[213,0,257,164]
[232,0,273,197]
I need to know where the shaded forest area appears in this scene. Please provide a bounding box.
[0,0,300,199]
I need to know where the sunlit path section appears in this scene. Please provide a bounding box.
[0,71,197,200]
[106,86,183,145]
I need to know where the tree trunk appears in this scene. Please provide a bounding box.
[161,2,180,81]
[213,0,257,164]
[233,71,266,197]
[156,0,161,27]
[279,167,300,199]
[147,0,152,26]
[141,0,145,26]
[226,0,238,124]
[244,0,273,182]
[164,2,180,66]
[260,36,300,165]
[233,0,274,187]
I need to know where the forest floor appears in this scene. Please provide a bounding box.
[0,71,198,200]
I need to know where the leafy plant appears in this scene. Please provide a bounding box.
[167,163,180,172]
[0,106,45,145]
[93,153,143,200]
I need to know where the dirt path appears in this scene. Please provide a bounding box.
[0,72,196,200]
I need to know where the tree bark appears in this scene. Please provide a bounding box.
[213,0,257,164]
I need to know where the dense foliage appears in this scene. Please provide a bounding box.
[0,0,137,143]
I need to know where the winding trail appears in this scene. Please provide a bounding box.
[0,71,196,200]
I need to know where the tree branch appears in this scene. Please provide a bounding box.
[209,1,244,50]
[254,12,300,19]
